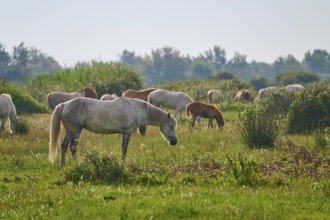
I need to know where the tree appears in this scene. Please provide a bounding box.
[190,60,213,79]
[143,46,191,85]
[273,55,301,74]
[303,49,330,74]
[226,52,250,80]
[212,69,234,80]
[250,77,268,91]
[0,44,11,78]
[275,71,319,85]
[204,45,226,69]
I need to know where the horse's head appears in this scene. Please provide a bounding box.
[160,113,177,145]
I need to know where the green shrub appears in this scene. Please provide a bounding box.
[256,88,299,116]
[26,62,143,102]
[64,151,127,185]
[237,106,280,148]
[0,81,47,114]
[226,153,262,187]
[286,83,330,134]
[14,120,30,135]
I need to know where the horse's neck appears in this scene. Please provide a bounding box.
[146,105,166,126]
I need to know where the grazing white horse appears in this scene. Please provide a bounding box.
[49,97,177,167]
[148,89,193,122]
[100,93,119,101]
[0,94,19,134]
[46,91,81,110]
[207,90,224,103]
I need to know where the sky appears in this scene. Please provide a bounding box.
[1,0,330,67]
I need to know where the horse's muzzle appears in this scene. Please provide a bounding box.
[170,138,177,145]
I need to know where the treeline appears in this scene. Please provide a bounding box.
[120,46,330,86]
[0,42,61,82]
[1,42,330,86]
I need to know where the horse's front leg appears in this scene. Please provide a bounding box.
[190,115,196,127]
[208,119,214,128]
[174,109,183,122]
[121,132,131,161]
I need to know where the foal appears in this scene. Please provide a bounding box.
[186,101,224,128]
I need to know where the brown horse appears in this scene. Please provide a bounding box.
[122,88,157,135]
[234,89,252,102]
[122,88,157,101]
[82,87,97,99]
[186,101,225,128]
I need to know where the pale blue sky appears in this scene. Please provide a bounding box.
[1,0,329,66]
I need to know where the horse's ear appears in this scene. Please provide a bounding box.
[167,113,171,119]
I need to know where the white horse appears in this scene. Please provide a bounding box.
[254,84,305,103]
[49,97,177,167]
[100,93,119,101]
[46,91,81,110]
[285,84,305,92]
[207,90,224,103]
[148,89,193,122]
[0,94,19,134]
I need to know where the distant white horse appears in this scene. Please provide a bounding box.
[285,84,305,92]
[100,93,118,101]
[49,97,177,167]
[148,89,193,122]
[46,91,81,110]
[0,94,19,134]
[254,84,305,103]
[207,90,224,103]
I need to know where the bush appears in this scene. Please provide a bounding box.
[14,120,30,135]
[286,83,330,134]
[64,151,127,185]
[237,106,280,148]
[276,71,319,85]
[226,153,262,187]
[0,81,47,114]
[26,62,143,102]
[256,88,298,116]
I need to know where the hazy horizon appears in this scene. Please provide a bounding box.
[1,0,329,66]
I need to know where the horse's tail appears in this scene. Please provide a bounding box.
[186,103,191,116]
[46,93,51,109]
[49,103,64,164]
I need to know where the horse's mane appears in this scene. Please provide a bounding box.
[1,93,12,100]
[146,102,167,122]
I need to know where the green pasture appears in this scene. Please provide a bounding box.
[0,107,329,220]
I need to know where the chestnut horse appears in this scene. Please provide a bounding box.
[82,87,97,99]
[122,88,157,135]
[186,101,224,128]
[234,89,252,102]
[49,97,177,167]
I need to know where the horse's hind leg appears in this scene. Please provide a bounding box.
[69,130,82,159]
[0,117,8,134]
[60,135,71,167]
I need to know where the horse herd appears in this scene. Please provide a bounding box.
[1,84,304,167]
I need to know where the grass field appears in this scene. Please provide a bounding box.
[0,109,329,219]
